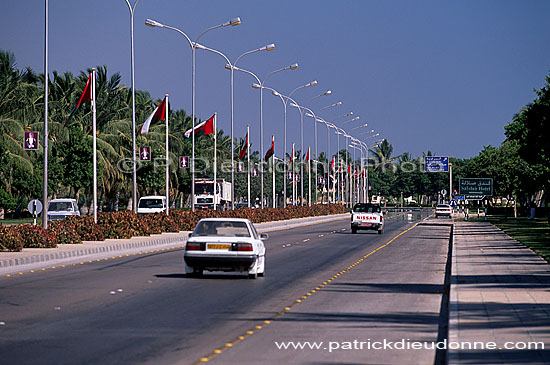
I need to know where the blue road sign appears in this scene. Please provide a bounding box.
[424,156,449,172]
[455,195,465,200]
[450,200,457,207]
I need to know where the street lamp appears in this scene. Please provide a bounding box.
[145,16,241,211]
[124,0,139,214]
[199,43,275,210]
[350,123,368,132]
[250,62,299,208]
[341,116,360,125]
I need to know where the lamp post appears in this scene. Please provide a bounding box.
[250,63,299,208]
[124,0,139,213]
[145,16,241,211]
[42,0,49,229]
[199,43,275,210]
[288,80,317,206]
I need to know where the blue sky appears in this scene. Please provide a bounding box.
[2,0,549,159]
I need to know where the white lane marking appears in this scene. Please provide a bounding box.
[319,234,324,237]
[303,239,310,242]
[54,307,61,311]
[109,291,116,295]
[117,289,123,293]
[0,321,5,326]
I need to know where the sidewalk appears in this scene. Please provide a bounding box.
[449,221,550,364]
[0,213,349,275]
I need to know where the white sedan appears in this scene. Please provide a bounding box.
[184,218,267,279]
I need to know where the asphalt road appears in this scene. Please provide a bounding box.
[0,212,450,365]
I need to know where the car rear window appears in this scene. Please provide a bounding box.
[193,221,251,237]
[353,204,381,213]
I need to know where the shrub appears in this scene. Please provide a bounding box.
[49,220,82,245]
[17,224,57,248]
[0,225,24,251]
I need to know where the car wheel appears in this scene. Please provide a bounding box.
[377,229,383,235]
[258,256,265,277]
[352,227,357,234]
[189,268,203,278]
[248,272,258,279]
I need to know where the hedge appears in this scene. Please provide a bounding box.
[0,204,347,251]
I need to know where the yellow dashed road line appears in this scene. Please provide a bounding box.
[193,222,419,364]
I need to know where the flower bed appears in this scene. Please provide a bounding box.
[0,204,347,251]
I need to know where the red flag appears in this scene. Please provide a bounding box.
[289,143,294,168]
[305,147,310,172]
[347,164,351,174]
[239,132,248,160]
[264,136,274,161]
[184,114,214,140]
[65,72,92,126]
[330,157,335,171]
[139,97,167,134]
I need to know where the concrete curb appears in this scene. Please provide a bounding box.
[0,213,349,275]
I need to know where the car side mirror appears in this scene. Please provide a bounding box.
[259,233,269,240]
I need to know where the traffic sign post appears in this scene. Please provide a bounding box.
[27,199,43,226]
[424,157,449,172]
[459,178,493,200]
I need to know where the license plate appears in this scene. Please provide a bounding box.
[360,222,372,226]
[207,244,231,250]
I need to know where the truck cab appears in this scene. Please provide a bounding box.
[351,203,384,234]
[194,179,231,210]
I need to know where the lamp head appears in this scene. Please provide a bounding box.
[225,64,231,70]
[290,63,299,70]
[308,80,318,87]
[228,17,242,26]
[324,90,332,96]
[264,43,276,51]
[145,19,164,28]
[252,83,261,89]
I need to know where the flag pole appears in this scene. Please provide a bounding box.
[308,147,311,206]
[165,94,169,216]
[292,142,295,206]
[247,124,250,208]
[92,68,97,224]
[213,113,217,211]
[272,135,275,208]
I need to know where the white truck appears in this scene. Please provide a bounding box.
[47,198,80,221]
[137,196,167,214]
[194,178,232,210]
[351,203,384,234]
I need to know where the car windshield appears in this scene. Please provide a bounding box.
[353,204,381,213]
[139,199,164,208]
[48,202,73,212]
[192,221,251,237]
[195,183,214,195]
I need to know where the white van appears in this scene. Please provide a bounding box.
[47,199,80,221]
[137,196,167,214]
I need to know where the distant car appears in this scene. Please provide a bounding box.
[184,218,267,279]
[435,204,452,218]
[137,196,166,214]
[351,203,384,234]
[235,202,250,209]
[47,198,80,221]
